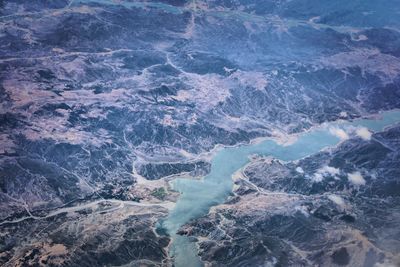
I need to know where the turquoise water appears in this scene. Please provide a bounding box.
[162,110,400,267]
[74,0,183,14]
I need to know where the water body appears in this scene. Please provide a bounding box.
[161,110,400,267]
[74,0,184,14]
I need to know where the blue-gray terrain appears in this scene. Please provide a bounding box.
[180,125,400,266]
[0,0,400,266]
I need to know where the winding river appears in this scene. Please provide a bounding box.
[160,110,400,267]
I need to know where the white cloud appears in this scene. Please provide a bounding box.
[295,167,304,174]
[347,171,366,186]
[329,127,349,140]
[356,127,372,140]
[312,165,340,182]
[320,166,340,175]
[312,173,324,182]
[327,194,345,209]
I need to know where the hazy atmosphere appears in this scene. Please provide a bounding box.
[1,1,400,266]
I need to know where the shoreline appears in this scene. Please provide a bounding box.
[159,108,400,267]
[149,108,400,187]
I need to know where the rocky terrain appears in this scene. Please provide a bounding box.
[1,199,171,266]
[1,0,400,266]
[180,125,400,266]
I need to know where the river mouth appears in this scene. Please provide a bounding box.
[159,110,400,267]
